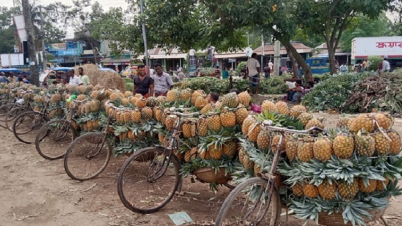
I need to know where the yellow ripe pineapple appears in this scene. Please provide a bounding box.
[207,114,221,131]
[124,91,132,98]
[271,135,288,153]
[165,115,178,131]
[235,105,249,125]
[313,138,333,162]
[153,107,163,122]
[242,116,256,136]
[92,120,100,130]
[275,101,289,115]
[123,111,132,124]
[78,85,87,94]
[337,117,350,129]
[134,93,143,98]
[338,179,359,200]
[90,100,101,112]
[198,149,210,160]
[238,146,254,170]
[292,183,304,196]
[116,111,124,124]
[374,113,393,130]
[297,112,314,127]
[158,132,164,143]
[208,144,223,160]
[254,164,261,176]
[109,92,120,102]
[200,103,213,114]
[87,121,94,132]
[48,109,57,118]
[141,107,153,120]
[182,120,194,138]
[286,140,298,161]
[237,91,251,107]
[146,97,158,107]
[261,100,277,113]
[297,139,314,162]
[166,89,180,102]
[333,134,354,159]
[131,109,141,123]
[184,148,198,162]
[180,89,192,101]
[121,98,129,106]
[136,97,147,108]
[50,93,61,103]
[371,132,391,155]
[388,131,401,155]
[223,141,237,158]
[358,178,377,193]
[318,180,337,200]
[349,114,375,133]
[33,106,41,112]
[221,92,239,108]
[248,123,262,142]
[195,96,208,109]
[197,117,208,136]
[354,134,375,157]
[129,96,138,106]
[303,183,319,198]
[118,92,125,99]
[257,130,271,150]
[128,130,136,142]
[191,90,204,105]
[376,178,390,191]
[305,118,324,130]
[289,105,306,118]
[220,109,236,127]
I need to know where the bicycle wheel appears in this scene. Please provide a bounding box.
[117,147,181,214]
[64,132,112,181]
[5,107,26,132]
[35,119,76,160]
[13,111,49,144]
[0,103,15,126]
[215,177,281,226]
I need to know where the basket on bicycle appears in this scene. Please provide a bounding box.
[318,207,387,226]
[193,167,232,184]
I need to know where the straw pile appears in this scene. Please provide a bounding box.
[74,64,126,92]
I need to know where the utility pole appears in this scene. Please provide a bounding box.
[273,40,280,76]
[22,0,39,86]
[40,6,47,71]
[140,0,150,76]
[261,34,264,69]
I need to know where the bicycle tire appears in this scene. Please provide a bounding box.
[215,177,281,226]
[64,132,112,181]
[35,119,77,160]
[0,103,15,126]
[13,111,48,144]
[5,107,26,132]
[117,147,181,214]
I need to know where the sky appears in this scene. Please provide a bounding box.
[0,0,129,39]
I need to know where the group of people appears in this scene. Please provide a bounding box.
[47,67,90,87]
[0,72,30,84]
[133,64,174,98]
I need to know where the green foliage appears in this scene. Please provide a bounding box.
[236,62,247,74]
[368,56,383,71]
[302,73,369,111]
[0,7,20,53]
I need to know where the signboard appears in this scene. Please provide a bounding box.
[352,36,402,59]
[49,43,66,50]
[245,47,253,57]
[13,15,27,42]
[228,58,236,63]
[1,53,24,66]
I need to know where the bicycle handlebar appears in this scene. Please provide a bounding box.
[168,107,200,117]
[262,120,325,134]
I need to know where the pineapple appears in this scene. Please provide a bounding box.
[109,93,120,101]
[182,120,195,138]
[166,89,180,102]
[90,100,101,112]
[388,131,401,155]
[131,109,141,123]
[354,134,375,157]
[376,178,390,191]
[337,117,350,128]
[275,101,289,115]
[286,140,298,161]
[261,101,277,113]
[235,105,249,125]
[303,183,319,198]
[173,150,183,161]
[123,111,132,124]
[256,130,271,150]
[78,86,87,94]
[146,97,158,107]
[165,115,178,131]
[50,93,61,103]
[141,107,153,120]
[136,97,147,108]
[349,114,374,133]
[197,117,208,136]
[208,144,223,160]
[333,134,354,159]
[116,111,124,124]
[124,91,132,98]
[195,96,207,109]
[221,92,239,108]
[134,93,143,98]
[313,138,333,162]
[371,132,391,155]
[297,113,314,127]
[297,139,314,162]
[374,113,393,130]
[237,91,251,107]
[207,114,221,131]
[242,116,256,136]
[292,183,304,196]
[338,179,359,200]
[198,149,210,160]
[289,105,306,118]
[180,89,192,101]
[200,103,213,114]
[184,148,198,162]
[191,90,204,105]
[318,180,337,200]
[92,120,100,130]
[87,121,94,132]
[158,132,164,143]
[121,98,129,106]
[305,118,324,130]
[238,146,254,170]
[153,107,163,122]
[220,109,236,127]
[223,141,237,158]
[358,178,377,193]
[248,123,262,142]
[129,97,138,106]
[271,135,288,153]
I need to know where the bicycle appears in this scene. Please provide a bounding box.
[34,98,85,160]
[215,120,324,226]
[3,91,35,131]
[63,102,119,181]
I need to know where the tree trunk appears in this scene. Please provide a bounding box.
[285,45,299,79]
[22,0,39,86]
[282,41,312,80]
[327,40,337,74]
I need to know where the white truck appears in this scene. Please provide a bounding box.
[351,36,402,70]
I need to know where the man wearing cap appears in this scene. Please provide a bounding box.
[381,56,391,72]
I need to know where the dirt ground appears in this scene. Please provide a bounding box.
[1,113,402,226]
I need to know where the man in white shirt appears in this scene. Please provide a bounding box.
[246,53,261,95]
[268,60,273,72]
[382,56,391,72]
[68,69,82,86]
[151,64,174,97]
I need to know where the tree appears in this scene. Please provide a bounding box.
[0,7,21,53]
[297,0,394,74]
[22,0,39,86]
